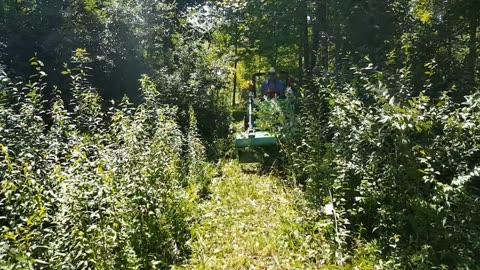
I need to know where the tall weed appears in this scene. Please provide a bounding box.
[280,63,480,268]
[0,51,211,269]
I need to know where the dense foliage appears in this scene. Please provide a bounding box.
[150,36,231,159]
[210,0,480,267]
[1,0,479,269]
[269,66,480,268]
[0,52,213,269]
[0,0,231,156]
[208,0,478,98]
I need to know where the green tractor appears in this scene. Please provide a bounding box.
[235,70,295,163]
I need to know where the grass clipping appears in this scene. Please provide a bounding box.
[178,161,324,269]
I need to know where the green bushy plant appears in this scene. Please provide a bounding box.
[278,62,480,268]
[0,50,212,269]
[152,37,231,160]
[185,107,215,200]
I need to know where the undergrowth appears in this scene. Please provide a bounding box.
[273,62,480,268]
[0,50,213,269]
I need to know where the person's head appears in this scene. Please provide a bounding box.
[267,67,277,80]
[288,78,295,87]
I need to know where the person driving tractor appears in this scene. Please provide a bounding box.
[260,67,285,98]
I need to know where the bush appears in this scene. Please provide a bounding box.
[0,51,211,269]
[279,63,480,268]
[152,37,231,160]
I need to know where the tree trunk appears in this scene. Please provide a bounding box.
[0,1,4,24]
[233,59,238,106]
[297,0,308,82]
[321,1,329,71]
[311,0,321,72]
[302,0,310,72]
[312,0,328,73]
[298,44,303,80]
[466,11,478,89]
[232,29,239,107]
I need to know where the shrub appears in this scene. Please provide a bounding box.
[151,37,231,160]
[279,63,480,268]
[0,51,211,269]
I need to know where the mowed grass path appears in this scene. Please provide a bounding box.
[178,161,323,269]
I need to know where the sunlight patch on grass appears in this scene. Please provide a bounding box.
[177,161,325,269]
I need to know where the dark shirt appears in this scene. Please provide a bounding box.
[260,79,286,96]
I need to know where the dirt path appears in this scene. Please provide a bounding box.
[177,161,323,269]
